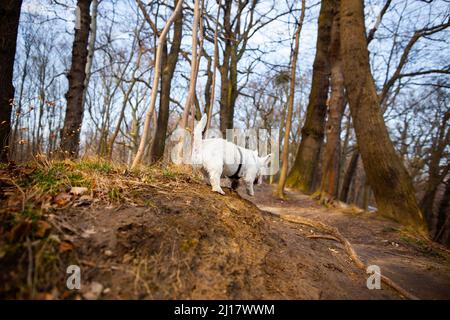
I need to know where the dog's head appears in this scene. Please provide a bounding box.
[254,154,271,185]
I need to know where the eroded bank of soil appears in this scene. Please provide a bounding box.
[3,163,442,299]
[39,184,400,299]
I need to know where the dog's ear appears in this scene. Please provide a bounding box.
[260,154,271,167]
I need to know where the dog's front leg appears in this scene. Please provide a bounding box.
[209,172,226,195]
[244,178,255,196]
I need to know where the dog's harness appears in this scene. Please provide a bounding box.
[228,147,243,179]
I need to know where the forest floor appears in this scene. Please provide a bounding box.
[1,159,449,299]
[240,184,450,300]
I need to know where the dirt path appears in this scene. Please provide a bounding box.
[240,184,450,300]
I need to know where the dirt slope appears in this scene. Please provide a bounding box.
[0,161,413,299]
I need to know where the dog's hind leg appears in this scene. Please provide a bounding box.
[200,168,211,186]
[230,179,240,190]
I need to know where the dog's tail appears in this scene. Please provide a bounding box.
[192,114,207,166]
[194,114,207,142]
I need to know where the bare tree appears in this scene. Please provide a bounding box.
[340,0,427,232]
[180,0,202,131]
[275,0,305,199]
[286,0,334,193]
[131,0,184,169]
[0,0,23,162]
[60,0,93,158]
[147,0,184,163]
[319,4,346,200]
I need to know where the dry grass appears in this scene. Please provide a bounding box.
[0,157,203,299]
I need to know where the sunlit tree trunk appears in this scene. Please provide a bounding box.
[180,0,201,131]
[131,0,184,169]
[286,0,334,193]
[150,0,183,162]
[206,3,220,131]
[319,7,346,199]
[340,0,427,233]
[275,0,305,199]
[82,0,98,109]
[60,0,92,158]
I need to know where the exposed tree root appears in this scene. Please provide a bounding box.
[267,211,419,300]
[307,234,340,242]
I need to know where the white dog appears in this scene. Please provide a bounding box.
[192,115,271,196]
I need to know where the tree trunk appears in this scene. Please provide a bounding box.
[180,0,201,131]
[81,0,98,109]
[131,0,184,169]
[434,179,450,243]
[339,148,359,203]
[150,0,183,162]
[0,0,23,162]
[319,7,346,199]
[286,0,334,193]
[340,0,427,233]
[275,0,306,198]
[206,4,221,131]
[60,0,92,158]
[218,0,236,136]
[419,110,450,229]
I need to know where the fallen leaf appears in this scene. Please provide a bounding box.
[122,253,133,264]
[35,220,51,238]
[82,282,103,300]
[104,250,113,257]
[59,241,74,253]
[70,187,88,196]
[54,192,72,207]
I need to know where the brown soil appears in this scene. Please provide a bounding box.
[1,163,448,299]
[240,184,450,300]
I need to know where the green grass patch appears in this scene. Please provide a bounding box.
[74,160,115,174]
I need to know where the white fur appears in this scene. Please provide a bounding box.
[192,115,271,196]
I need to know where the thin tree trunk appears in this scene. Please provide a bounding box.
[81,0,98,109]
[362,180,370,211]
[180,0,201,130]
[434,179,450,242]
[0,0,23,162]
[60,0,92,158]
[286,0,334,193]
[339,148,359,203]
[206,2,221,131]
[419,111,450,228]
[107,46,143,159]
[218,0,234,136]
[275,0,306,198]
[319,7,346,199]
[131,0,184,169]
[11,36,31,160]
[150,0,183,162]
[340,0,427,233]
